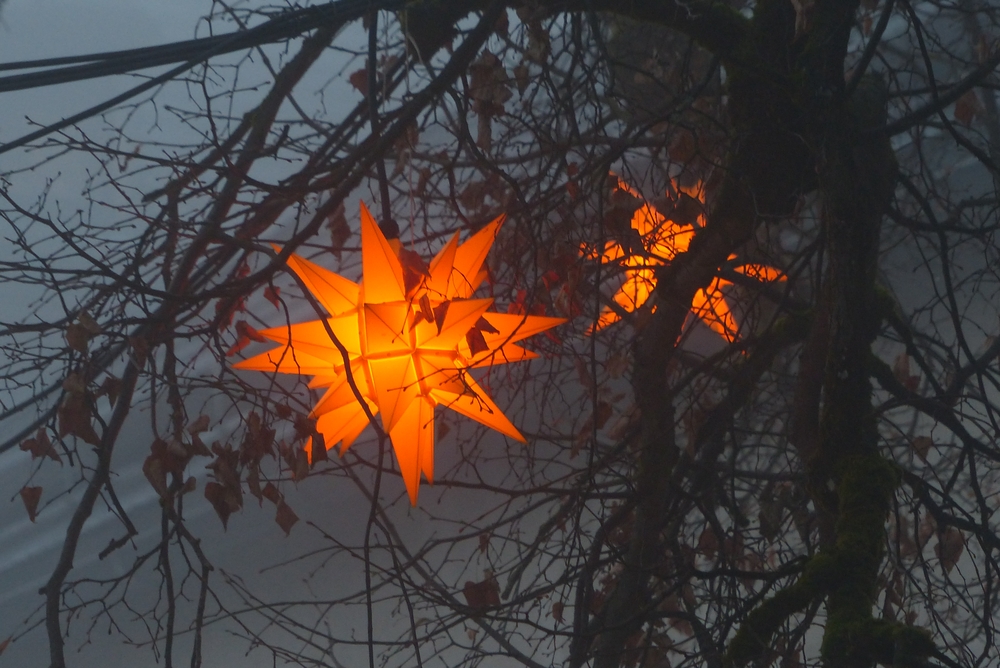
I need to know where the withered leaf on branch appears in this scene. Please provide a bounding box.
[275,501,299,536]
[281,443,310,482]
[954,89,983,126]
[58,382,100,446]
[697,527,720,560]
[20,428,61,464]
[911,436,934,462]
[593,400,614,430]
[936,527,965,574]
[204,481,236,529]
[466,326,490,357]
[225,336,251,357]
[512,61,529,95]
[605,352,630,379]
[209,442,243,508]
[247,467,263,503]
[309,431,328,465]
[143,438,193,499]
[65,323,90,353]
[96,375,122,406]
[65,312,102,353]
[474,316,499,335]
[20,486,42,522]
[130,335,150,367]
[399,247,430,296]
[433,300,451,334]
[465,314,499,358]
[241,411,275,466]
[263,285,282,309]
[414,293,435,326]
[235,320,267,343]
[892,353,920,392]
[261,481,282,505]
[187,414,210,435]
[327,201,350,255]
[348,67,369,96]
[143,453,169,499]
[462,574,501,611]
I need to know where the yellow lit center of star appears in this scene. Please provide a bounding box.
[236,203,564,504]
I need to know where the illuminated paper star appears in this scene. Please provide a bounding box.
[583,177,784,341]
[235,203,564,504]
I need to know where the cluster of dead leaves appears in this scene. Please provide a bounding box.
[65,312,101,354]
[456,173,512,216]
[20,428,61,464]
[143,417,212,501]
[468,51,513,151]
[225,319,267,357]
[58,373,100,446]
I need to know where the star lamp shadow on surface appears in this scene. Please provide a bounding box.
[234,203,565,504]
[582,176,784,341]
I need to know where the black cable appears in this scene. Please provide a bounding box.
[0,0,405,93]
[0,0,406,155]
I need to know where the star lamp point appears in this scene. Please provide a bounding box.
[583,176,784,341]
[235,203,564,504]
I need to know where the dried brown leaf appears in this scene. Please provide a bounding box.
[58,390,100,446]
[66,323,90,353]
[697,527,719,559]
[235,320,267,343]
[143,454,169,499]
[605,352,629,379]
[264,285,282,309]
[466,327,489,357]
[433,300,451,334]
[275,501,299,536]
[262,481,282,505]
[462,575,501,611]
[954,90,982,126]
[187,414,210,435]
[348,68,369,96]
[593,400,614,430]
[399,248,430,296]
[892,353,920,391]
[20,486,42,522]
[20,428,61,464]
[204,481,232,529]
[513,61,529,95]
[936,527,965,574]
[97,375,122,406]
[911,436,933,462]
[77,311,101,334]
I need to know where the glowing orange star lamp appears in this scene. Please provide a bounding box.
[583,177,784,341]
[235,203,564,504]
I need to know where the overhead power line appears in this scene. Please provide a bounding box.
[0,0,404,155]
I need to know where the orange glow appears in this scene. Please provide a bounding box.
[235,203,564,504]
[583,177,784,341]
